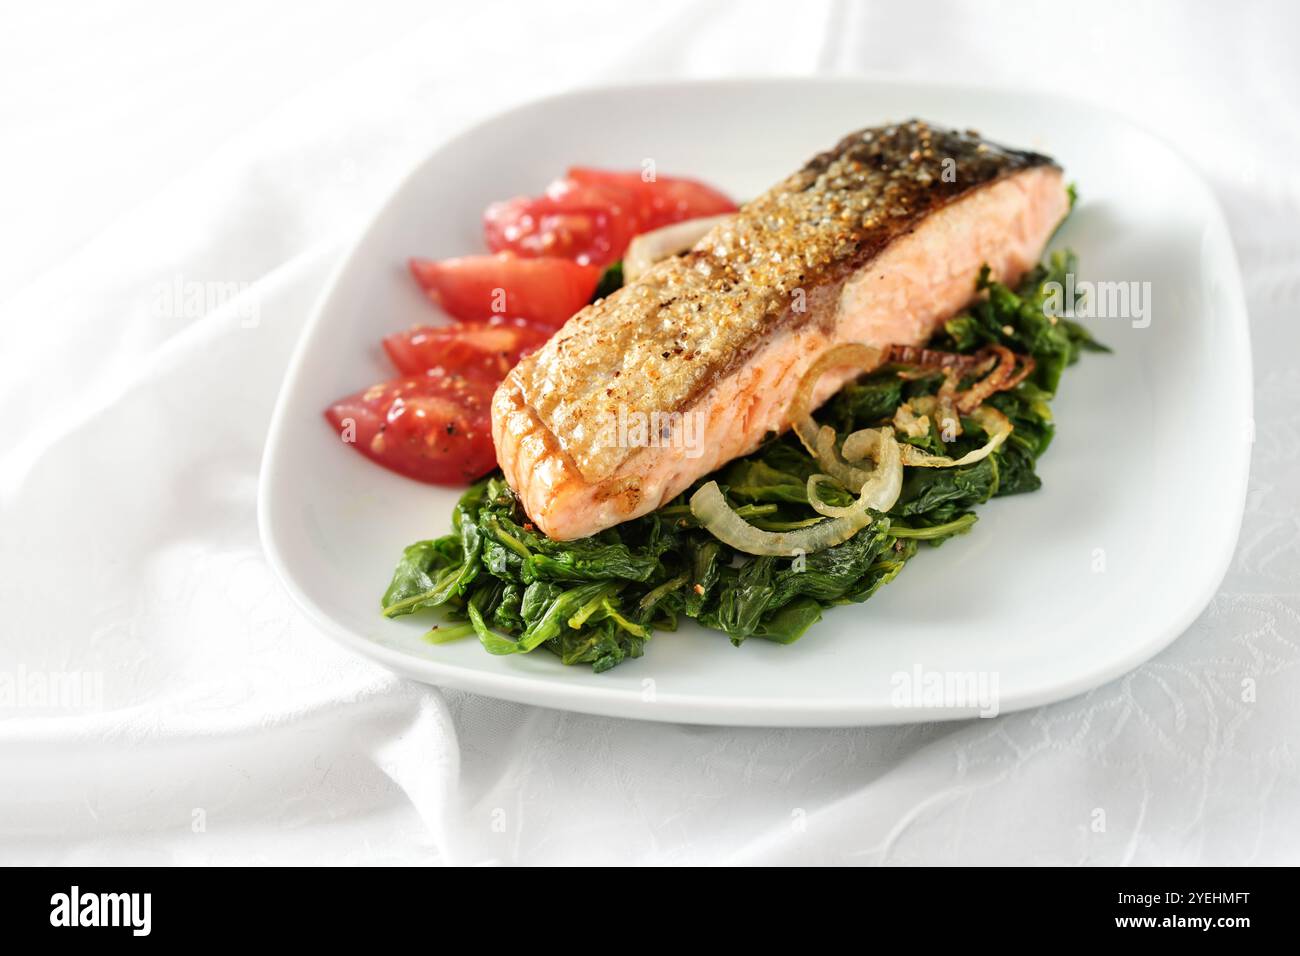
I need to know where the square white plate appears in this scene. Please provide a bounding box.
[259,77,1251,726]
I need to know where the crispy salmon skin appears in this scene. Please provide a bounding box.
[493,120,1069,539]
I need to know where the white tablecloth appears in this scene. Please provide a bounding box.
[3,0,1297,865]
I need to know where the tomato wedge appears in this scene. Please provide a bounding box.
[484,169,737,267]
[483,192,636,268]
[565,167,738,230]
[409,254,600,327]
[383,318,552,379]
[324,370,497,485]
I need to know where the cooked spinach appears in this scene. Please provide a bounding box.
[383,250,1104,670]
[592,261,624,301]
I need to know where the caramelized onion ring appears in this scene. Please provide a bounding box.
[789,343,887,461]
[690,429,901,556]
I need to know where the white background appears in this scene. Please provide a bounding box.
[2,0,1297,864]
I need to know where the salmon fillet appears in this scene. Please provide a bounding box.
[493,120,1068,540]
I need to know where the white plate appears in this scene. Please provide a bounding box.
[259,78,1251,726]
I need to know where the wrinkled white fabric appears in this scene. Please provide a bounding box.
[2,0,1297,865]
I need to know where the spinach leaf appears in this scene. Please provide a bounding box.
[722,459,809,504]
[893,456,998,520]
[823,372,904,432]
[524,542,662,583]
[380,537,462,617]
[592,261,624,300]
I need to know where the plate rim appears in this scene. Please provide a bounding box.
[257,75,1254,727]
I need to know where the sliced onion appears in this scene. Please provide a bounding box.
[892,402,930,439]
[813,423,900,495]
[691,430,901,556]
[934,368,963,440]
[812,425,873,492]
[805,429,902,519]
[901,384,960,443]
[790,343,887,460]
[850,427,902,509]
[955,345,1024,413]
[820,425,895,494]
[887,343,1034,414]
[892,396,936,441]
[897,405,1013,468]
[840,427,880,464]
[623,214,735,282]
[887,344,986,372]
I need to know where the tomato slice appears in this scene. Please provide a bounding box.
[484,170,737,267]
[409,253,600,327]
[324,370,497,485]
[565,167,738,230]
[483,192,636,268]
[383,318,552,379]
